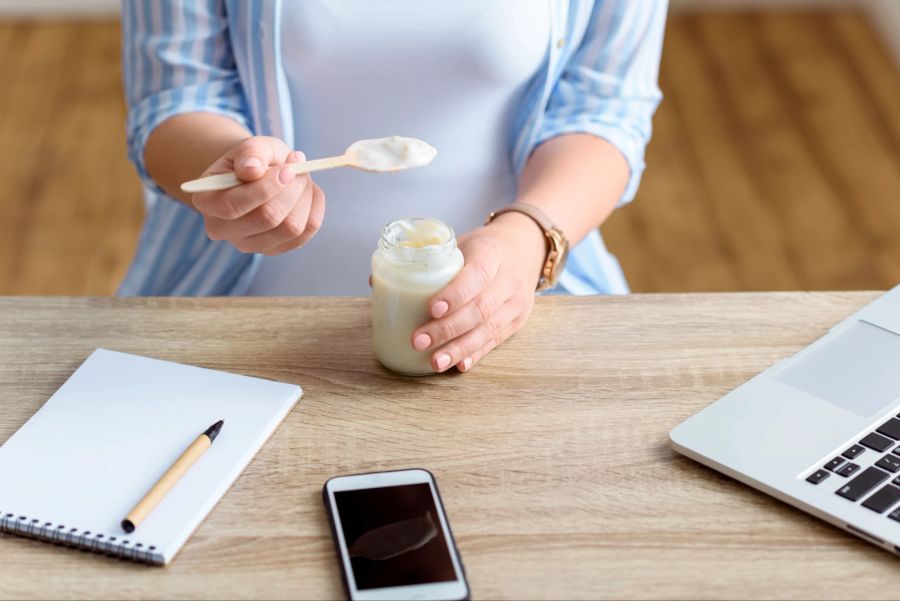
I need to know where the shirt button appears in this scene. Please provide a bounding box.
[556,37,565,48]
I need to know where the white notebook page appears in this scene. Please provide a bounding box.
[0,349,302,564]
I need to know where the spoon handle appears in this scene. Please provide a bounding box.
[180,154,350,193]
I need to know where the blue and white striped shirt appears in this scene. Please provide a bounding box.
[119,0,666,296]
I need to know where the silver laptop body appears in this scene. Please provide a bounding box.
[671,285,900,553]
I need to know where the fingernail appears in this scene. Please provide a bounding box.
[435,353,451,371]
[241,157,262,169]
[288,150,306,162]
[431,301,449,319]
[461,357,473,372]
[413,333,432,351]
[279,165,295,185]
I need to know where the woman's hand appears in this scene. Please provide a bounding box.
[411,211,548,373]
[191,136,326,255]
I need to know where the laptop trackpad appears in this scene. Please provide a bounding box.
[776,320,900,417]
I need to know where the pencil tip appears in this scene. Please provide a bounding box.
[204,420,225,442]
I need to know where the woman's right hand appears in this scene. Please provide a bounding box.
[191,136,326,255]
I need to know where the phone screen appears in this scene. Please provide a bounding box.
[334,482,457,591]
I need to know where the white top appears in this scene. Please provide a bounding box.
[246,0,549,296]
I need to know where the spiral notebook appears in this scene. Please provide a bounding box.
[0,349,302,565]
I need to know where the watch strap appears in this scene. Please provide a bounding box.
[485,204,556,233]
[485,204,569,292]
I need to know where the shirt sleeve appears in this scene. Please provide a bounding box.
[535,0,668,205]
[121,0,251,191]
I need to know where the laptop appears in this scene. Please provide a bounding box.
[671,285,900,554]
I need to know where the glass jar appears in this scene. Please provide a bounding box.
[371,218,464,375]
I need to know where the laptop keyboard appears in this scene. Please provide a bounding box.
[805,415,900,523]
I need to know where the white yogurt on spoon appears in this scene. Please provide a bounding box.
[348,136,438,172]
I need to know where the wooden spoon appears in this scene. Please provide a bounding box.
[180,136,436,194]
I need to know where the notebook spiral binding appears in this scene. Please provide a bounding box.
[0,511,164,565]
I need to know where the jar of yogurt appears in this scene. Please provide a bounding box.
[371,218,464,375]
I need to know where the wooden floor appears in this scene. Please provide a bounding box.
[605,10,900,292]
[0,10,898,295]
[0,21,143,295]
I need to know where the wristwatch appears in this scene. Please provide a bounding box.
[485,203,569,292]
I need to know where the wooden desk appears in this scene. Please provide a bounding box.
[0,292,896,600]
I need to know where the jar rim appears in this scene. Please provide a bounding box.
[378,218,457,263]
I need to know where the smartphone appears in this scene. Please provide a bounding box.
[323,469,470,601]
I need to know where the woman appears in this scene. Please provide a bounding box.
[120,1,666,373]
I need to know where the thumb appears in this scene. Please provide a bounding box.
[232,137,290,182]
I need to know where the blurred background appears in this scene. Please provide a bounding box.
[0,0,897,295]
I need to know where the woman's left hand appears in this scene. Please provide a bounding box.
[410,211,548,373]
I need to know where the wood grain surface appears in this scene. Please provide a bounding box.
[2,292,898,600]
